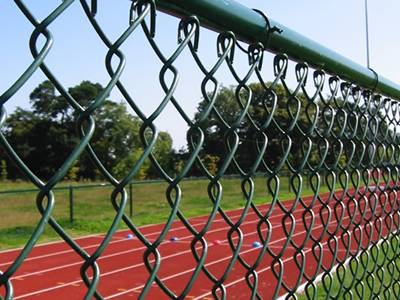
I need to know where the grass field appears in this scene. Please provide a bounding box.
[297,239,400,299]
[0,176,332,249]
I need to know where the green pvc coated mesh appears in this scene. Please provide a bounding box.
[1,0,400,299]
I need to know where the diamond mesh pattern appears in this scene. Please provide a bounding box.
[1,1,399,299]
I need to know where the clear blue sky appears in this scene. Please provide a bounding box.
[1,0,399,148]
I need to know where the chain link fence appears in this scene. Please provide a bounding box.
[1,0,400,299]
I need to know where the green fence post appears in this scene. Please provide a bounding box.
[129,182,133,217]
[69,185,74,224]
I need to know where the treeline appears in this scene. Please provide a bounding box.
[194,83,390,176]
[0,81,179,181]
[0,80,390,181]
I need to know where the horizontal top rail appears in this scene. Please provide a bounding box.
[156,0,400,100]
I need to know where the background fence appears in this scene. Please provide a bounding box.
[1,0,400,299]
[1,174,296,224]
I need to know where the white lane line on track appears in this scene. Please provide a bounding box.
[3,196,290,267]
[10,208,316,280]
[192,214,386,300]
[0,217,214,267]
[192,244,323,300]
[277,238,387,300]
[0,190,337,261]
[14,199,336,299]
[0,219,176,255]
[0,200,255,256]
[265,245,361,252]
[10,195,329,281]
[0,234,102,255]
[0,199,281,265]
[0,207,240,255]
[104,211,350,300]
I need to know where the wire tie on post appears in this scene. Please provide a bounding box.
[236,9,281,56]
[253,9,282,48]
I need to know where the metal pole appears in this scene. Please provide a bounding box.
[365,0,370,68]
[69,185,74,224]
[156,0,400,100]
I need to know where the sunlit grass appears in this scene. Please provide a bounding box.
[0,176,333,249]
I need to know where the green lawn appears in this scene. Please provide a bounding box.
[0,176,332,249]
[297,237,400,299]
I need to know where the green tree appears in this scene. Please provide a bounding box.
[3,80,174,181]
[4,104,75,179]
[193,83,394,177]
[194,83,314,174]
[146,131,174,178]
[203,154,220,175]
[66,165,79,181]
[0,160,7,181]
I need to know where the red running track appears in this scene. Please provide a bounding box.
[0,187,396,299]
